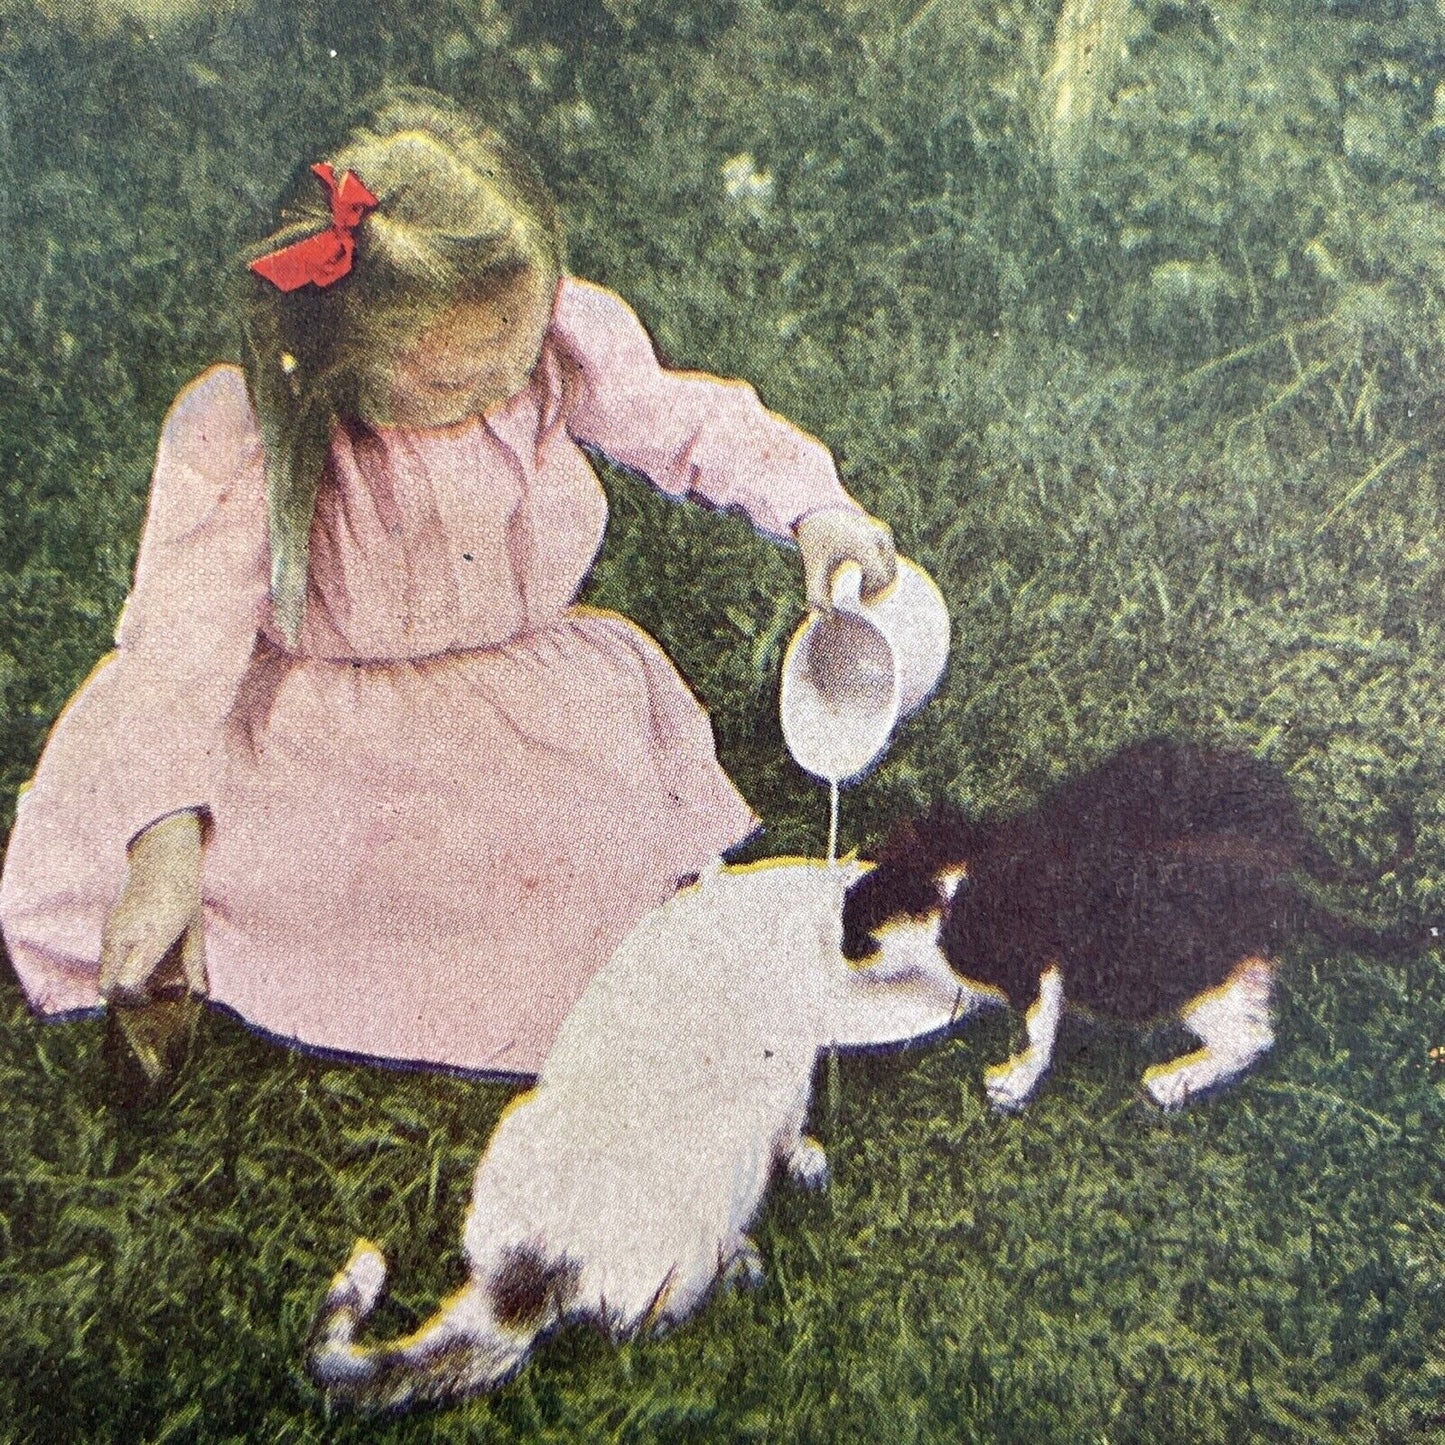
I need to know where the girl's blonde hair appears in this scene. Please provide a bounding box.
[240,88,565,644]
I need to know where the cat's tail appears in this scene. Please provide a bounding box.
[1299,902,1441,961]
[1296,800,1418,889]
[305,1240,554,1411]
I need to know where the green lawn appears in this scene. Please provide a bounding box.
[2,1,1445,1439]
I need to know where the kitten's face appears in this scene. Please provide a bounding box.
[839,863,1009,1027]
[840,862,968,961]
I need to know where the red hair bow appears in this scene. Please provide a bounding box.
[249,163,380,292]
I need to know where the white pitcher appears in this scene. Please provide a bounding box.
[779,556,950,784]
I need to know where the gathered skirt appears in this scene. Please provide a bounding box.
[1,607,756,1075]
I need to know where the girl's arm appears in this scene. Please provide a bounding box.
[96,364,271,847]
[551,278,888,554]
[15,366,270,1001]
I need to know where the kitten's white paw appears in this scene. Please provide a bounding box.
[723,1237,766,1290]
[985,1055,1043,1113]
[786,1136,830,1192]
[339,1239,388,1312]
[1143,1062,1195,1112]
[1143,1049,1247,1111]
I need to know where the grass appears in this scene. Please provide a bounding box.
[3,0,1445,1438]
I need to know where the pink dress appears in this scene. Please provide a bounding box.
[0,277,859,1075]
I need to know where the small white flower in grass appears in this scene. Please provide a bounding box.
[554,100,596,135]
[721,154,774,215]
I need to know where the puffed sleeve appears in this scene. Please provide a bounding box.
[550,277,863,539]
[43,364,271,849]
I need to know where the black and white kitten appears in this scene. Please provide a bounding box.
[841,738,1415,1111]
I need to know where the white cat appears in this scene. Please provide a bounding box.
[306,858,984,1410]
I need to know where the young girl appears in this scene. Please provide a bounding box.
[0,90,896,1078]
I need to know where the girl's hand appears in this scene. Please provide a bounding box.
[99,811,207,1005]
[795,507,898,612]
